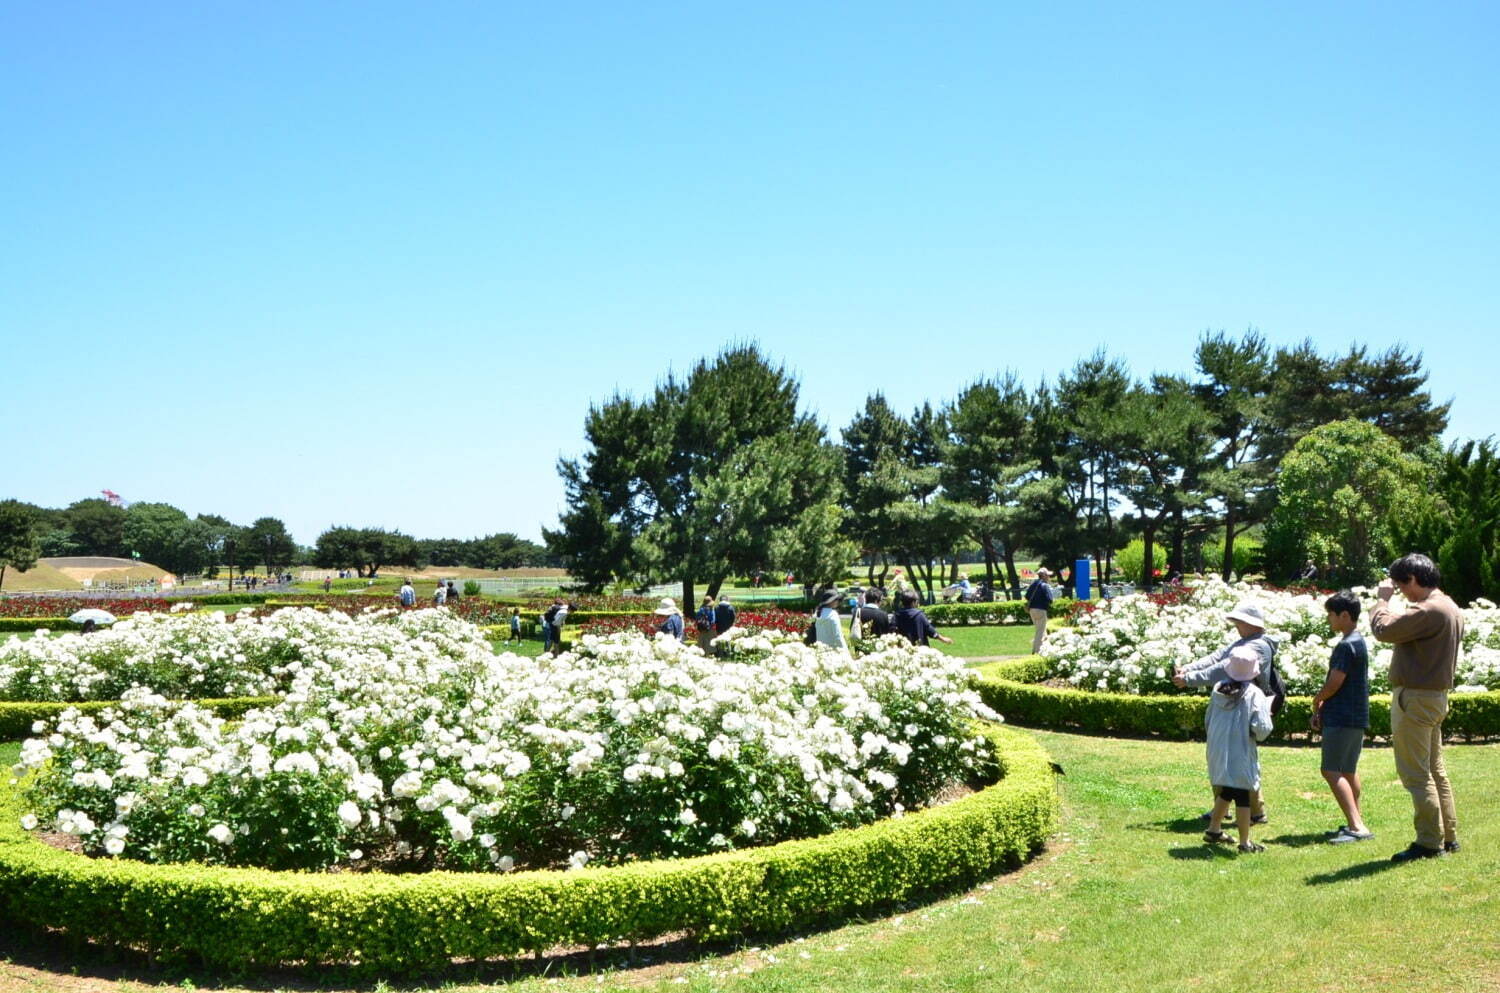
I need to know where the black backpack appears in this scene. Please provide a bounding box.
[1263,637,1287,716]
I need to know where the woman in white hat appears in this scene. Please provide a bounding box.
[654,597,685,642]
[809,589,848,649]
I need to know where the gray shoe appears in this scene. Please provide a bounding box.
[1327,828,1375,844]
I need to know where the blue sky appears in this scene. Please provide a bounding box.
[4,2,1496,545]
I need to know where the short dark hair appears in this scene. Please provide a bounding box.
[1389,553,1441,589]
[1324,590,1361,621]
[899,590,919,608]
[864,588,883,604]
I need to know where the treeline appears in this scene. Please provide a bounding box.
[0,498,551,587]
[0,499,298,583]
[311,527,549,577]
[551,336,1497,604]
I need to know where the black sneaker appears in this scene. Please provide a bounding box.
[1444,840,1461,854]
[1391,843,1443,863]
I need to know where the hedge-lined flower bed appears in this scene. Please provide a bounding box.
[580,608,809,639]
[0,596,173,619]
[973,658,1500,740]
[13,618,999,873]
[0,722,1056,973]
[1043,577,1500,695]
[923,598,1077,626]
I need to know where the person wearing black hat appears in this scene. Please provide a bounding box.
[892,590,952,647]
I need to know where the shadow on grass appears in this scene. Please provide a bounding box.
[1264,830,1341,849]
[1131,816,1211,835]
[1166,844,1236,860]
[1304,858,1403,885]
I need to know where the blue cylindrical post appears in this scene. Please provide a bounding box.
[1074,558,1091,601]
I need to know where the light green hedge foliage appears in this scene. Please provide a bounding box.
[0,724,1056,973]
[0,698,276,742]
[973,658,1500,740]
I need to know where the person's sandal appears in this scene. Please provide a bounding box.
[1250,813,1269,825]
[1203,830,1230,843]
[1237,841,1265,854]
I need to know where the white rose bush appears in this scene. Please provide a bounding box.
[1042,575,1500,696]
[11,608,998,873]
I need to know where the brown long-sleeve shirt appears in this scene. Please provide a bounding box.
[1368,590,1464,690]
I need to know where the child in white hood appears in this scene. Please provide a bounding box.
[1203,646,1275,853]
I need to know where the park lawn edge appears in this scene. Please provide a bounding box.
[972,657,1500,739]
[0,723,1058,974]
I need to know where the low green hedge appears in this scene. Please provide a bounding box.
[0,697,277,742]
[924,599,1077,626]
[0,617,84,633]
[973,658,1500,741]
[175,593,277,605]
[0,724,1057,973]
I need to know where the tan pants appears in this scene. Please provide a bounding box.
[1029,607,1049,655]
[1390,687,1458,850]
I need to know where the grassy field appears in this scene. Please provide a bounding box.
[4,729,1494,992]
[934,623,1036,660]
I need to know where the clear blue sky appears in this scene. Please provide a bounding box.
[4,2,1496,545]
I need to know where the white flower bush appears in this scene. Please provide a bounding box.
[0,606,497,703]
[13,611,998,873]
[1042,576,1500,696]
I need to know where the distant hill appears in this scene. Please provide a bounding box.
[0,557,168,593]
[0,560,81,592]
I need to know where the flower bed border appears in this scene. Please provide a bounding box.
[973,658,1500,740]
[0,724,1056,973]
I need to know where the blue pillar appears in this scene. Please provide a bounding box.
[1074,558,1091,601]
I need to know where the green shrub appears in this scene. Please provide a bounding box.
[0,724,1057,973]
[180,592,277,605]
[972,659,1500,741]
[1112,540,1165,586]
[924,599,1077,626]
[0,617,82,633]
[463,581,482,597]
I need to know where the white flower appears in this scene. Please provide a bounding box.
[207,823,234,845]
[337,801,362,829]
[678,807,698,826]
[19,814,38,831]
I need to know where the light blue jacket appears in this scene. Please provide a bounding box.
[1205,682,1274,791]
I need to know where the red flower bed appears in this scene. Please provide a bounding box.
[0,596,173,618]
[579,607,808,639]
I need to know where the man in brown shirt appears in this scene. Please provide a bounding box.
[1370,552,1465,861]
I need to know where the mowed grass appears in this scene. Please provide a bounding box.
[935,622,1036,660]
[4,730,1496,992]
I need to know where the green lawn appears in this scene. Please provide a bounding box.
[5,729,1494,991]
[935,622,1036,660]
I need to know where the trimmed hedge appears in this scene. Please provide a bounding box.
[973,658,1500,741]
[174,593,278,606]
[0,697,277,742]
[924,599,1077,626]
[0,617,84,633]
[0,723,1057,973]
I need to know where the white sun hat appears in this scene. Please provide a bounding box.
[654,597,679,616]
[1225,602,1266,628]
